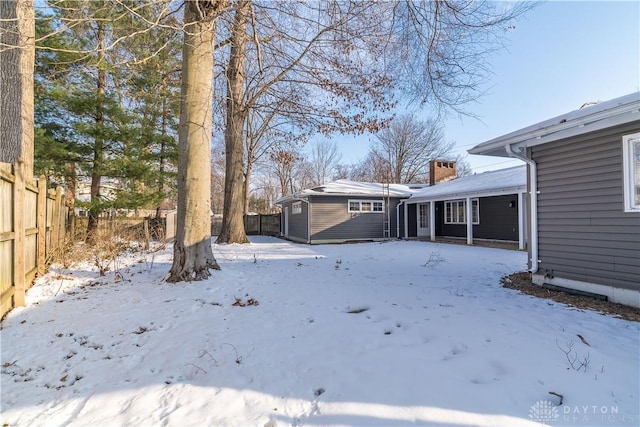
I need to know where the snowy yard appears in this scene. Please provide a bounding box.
[1,237,638,427]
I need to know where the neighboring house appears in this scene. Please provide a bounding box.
[401,166,527,249]
[469,92,640,308]
[275,180,417,244]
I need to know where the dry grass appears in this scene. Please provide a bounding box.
[502,272,640,323]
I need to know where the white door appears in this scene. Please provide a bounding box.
[417,203,430,237]
[284,207,289,237]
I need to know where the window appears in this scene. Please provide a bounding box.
[348,199,384,213]
[292,201,302,215]
[444,199,479,225]
[623,132,640,212]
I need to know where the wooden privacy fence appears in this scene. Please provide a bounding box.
[0,160,68,319]
[244,214,280,236]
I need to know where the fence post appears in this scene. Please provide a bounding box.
[50,187,63,253]
[14,159,26,307]
[55,186,65,248]
[143,218,150,250]
[37,175,47,276]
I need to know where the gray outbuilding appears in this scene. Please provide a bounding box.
[275,180,415,244]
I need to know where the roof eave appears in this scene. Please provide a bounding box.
[469,93,640,157]
[407,185,527,203]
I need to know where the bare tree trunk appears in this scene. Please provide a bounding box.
[0,0,34,177]
[243,163,251,215]
[168,0,222,282]
[217,0,250,244]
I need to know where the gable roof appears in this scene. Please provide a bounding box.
[407,165,526,203]
[469,92,640,158]
[274,180,418,204]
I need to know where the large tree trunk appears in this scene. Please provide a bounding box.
[243,158,252,215]
[216,0,250,244]
[168,0,222,282]
[0,0,34,177]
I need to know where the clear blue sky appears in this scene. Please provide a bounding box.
[331,0,640,173]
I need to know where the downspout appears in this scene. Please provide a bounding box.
[505,144,539,273]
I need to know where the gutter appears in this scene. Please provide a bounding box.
[505,144,539,273]
[470,95,640,156]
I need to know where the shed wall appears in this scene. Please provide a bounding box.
[282,199,308,242]
[309,196,403,241]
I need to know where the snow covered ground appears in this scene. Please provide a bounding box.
[1,237,638,427]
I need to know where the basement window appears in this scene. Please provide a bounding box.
[623,132,640,212]
[348,199,384,213]
[444,199,479,225]
[292,201,302,215]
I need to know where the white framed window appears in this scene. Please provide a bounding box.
[622,132,640,212]
[292,201,302,215]
[444,199,479,225]
[348,199,384,213]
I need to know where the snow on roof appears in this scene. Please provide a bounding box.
[275,180,415,204]
[469,92,640,158]
[408,165,526,202]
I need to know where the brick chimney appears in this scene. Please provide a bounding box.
[429,160,456,185]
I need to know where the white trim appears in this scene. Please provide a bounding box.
[417,203,430,237]
[466,197,473,245]
[348,199,384,213]
[622,132,640,212]
[517,192,524,250]
[469,93,640,158]
[292,201,302,215]
[429,201,436,242]
[532,274,640,309]
[444,199,479,225]
[506,145,539,273]
[407,186,525,204]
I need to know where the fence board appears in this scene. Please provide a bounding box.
[0,161,67,319]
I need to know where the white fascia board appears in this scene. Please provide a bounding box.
[469,93,640,157]
[405,186,526,204]
[274,194,308,205]
[310,192,412,199]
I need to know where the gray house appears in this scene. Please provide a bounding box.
[469,92,640,308]
[275,180,415,244]
[401,166,527,249]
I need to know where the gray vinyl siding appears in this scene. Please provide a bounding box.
[531,123,640,291]
[309,195,403,241]
[282,200,308,241]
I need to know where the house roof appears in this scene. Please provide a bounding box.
[274,180,418,204]
[407,165,526,203]
[469,92,640,158]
